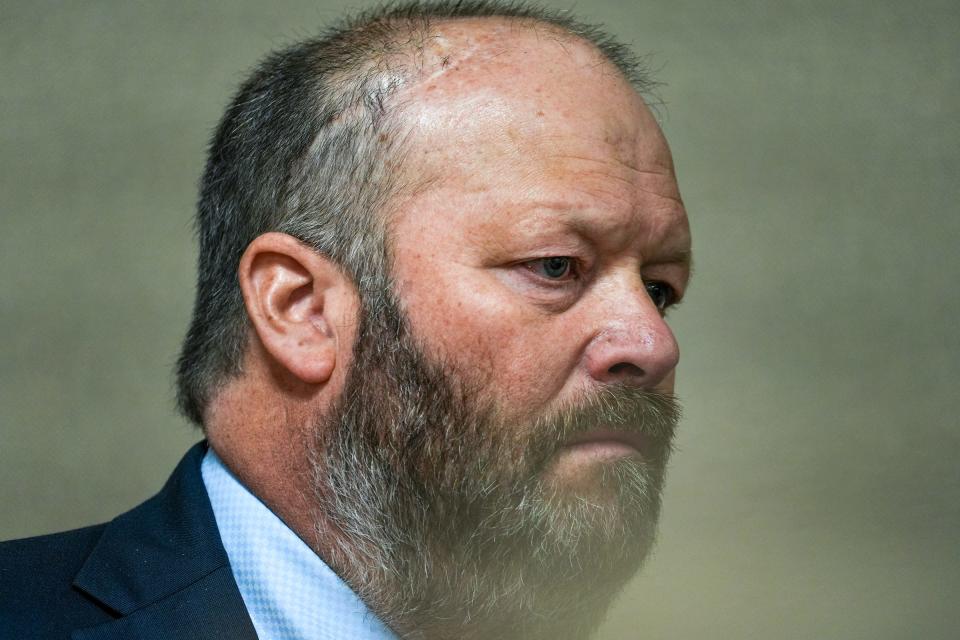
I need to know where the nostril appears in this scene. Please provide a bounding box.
[608,362,644,378]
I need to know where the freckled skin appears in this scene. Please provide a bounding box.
[388,22,692,445]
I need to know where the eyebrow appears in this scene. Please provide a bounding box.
[652,246,693,269]
[517,197,693,272]
[566,210,694,266]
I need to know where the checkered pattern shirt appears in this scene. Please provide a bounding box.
[201,449,397,640]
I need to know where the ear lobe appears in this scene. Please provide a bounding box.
[238,232,355,385]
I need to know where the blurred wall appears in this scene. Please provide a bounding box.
[2,1,958,638]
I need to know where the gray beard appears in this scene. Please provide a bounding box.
[307,289,680,640]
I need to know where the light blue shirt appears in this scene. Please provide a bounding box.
[201,448,397,640]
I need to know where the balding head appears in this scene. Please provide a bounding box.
[175,1,660,429]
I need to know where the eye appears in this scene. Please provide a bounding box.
[527,256,576,280]
[645,280,677,312]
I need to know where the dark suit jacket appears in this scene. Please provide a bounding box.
[0,442,259,639]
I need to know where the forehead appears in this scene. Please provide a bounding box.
[387,19,688,254]
[397,21,660,152]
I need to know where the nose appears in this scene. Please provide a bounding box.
[582,284,680,389]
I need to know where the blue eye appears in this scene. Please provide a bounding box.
[645,281,676,311]
[530,257,574,280]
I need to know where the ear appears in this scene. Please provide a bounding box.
[238,232,358,385]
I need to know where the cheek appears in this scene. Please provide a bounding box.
[395,259,574,412]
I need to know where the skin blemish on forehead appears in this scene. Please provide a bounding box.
[413,19,599,91]
[426,33,451,54]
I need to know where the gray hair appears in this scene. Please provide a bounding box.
[175,0,658,426]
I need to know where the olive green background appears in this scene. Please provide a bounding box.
[2,1,958,638]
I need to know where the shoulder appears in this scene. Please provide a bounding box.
[0,443,254,639]
[0,523,114,637]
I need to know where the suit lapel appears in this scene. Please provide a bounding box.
[72,565,255,640]
[70,442,257,640]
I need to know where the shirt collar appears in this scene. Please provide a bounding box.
[201,448,397,640]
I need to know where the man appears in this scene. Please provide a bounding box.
[0,1,691,638]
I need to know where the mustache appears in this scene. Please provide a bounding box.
[523,385,682,461]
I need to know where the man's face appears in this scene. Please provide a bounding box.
[309,24,691,640]
[388,24,691,491]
